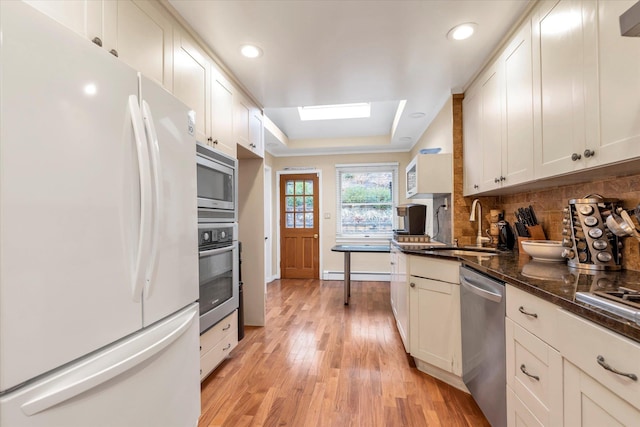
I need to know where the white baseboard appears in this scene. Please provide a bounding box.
[322,271,390,281]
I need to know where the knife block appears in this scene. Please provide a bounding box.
[517,225,546,253]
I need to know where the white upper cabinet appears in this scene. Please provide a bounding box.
[173,31,211,144]
[249,108,265,157]
[106,0,174,91]
[24,0,173,91]
[463,21,534,195]
[23,0,101,41]
[589,0,640,165]
[533,0,640,178]
[502,21,535,186]
[533,0,592,178]
[479,62,503,191]
[463,83,483,195]
[210,66,237,158]
[235,92,264,158]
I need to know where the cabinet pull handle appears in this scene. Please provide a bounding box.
[518,306,538,318]
[410,282,416,288]
[597,355,638,381]
[223,343,231,351]
[520,364,540,381]
[92,37,102,47]
[222,323,231,331]
[109,49,118,57]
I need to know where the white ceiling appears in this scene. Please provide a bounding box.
[169,0,532,156]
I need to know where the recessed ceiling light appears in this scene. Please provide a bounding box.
[409,112,426,119]
[447,23,478,41]
[298,103,371,121]
[240,44,263,58]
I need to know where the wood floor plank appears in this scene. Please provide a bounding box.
[198,279,489,427]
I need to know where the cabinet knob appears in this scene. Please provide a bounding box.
[583,149,595,158]
[213,139,218,145]
[500,176,506,181]
[410,282,416,288]
[92,37,103,47]
[473,184,479,189]
[109,49,118,57]
[571,153,582,161]
[494,177,500,184]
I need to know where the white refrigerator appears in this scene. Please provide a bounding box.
[0,2,200,426]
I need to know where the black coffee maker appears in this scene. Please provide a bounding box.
[395,204,427,235]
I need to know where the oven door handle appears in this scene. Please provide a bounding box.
[199,244,236,258]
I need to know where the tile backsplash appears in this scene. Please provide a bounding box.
[496,175,640,271]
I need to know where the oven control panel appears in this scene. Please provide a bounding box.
[199,225,234,248]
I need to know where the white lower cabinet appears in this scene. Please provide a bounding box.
[557,309,640,426]
[408,256,463,388]
[563,361,640,427]
[506,285,562,427]
[506,318,562,426]
[390,247,409,352]
[200,310,238,381]
[506,285,640,427]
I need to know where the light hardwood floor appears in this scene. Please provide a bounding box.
[199,279,490,427]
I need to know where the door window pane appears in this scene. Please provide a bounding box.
[285,196,294,212]
[286,213,294,228]
[286,181,294,195]
[305,180,313,195]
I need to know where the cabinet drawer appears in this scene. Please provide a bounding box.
[507,386,544,427]
[506,318,563,426]
[409,256,459,283]
[200,326,238,381]
[506,285,558,348]
[200,310,237,356]
[557,309,640,410]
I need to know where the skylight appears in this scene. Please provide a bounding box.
[298,103,371,121]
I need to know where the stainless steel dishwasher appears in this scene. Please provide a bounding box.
[460,266,506,427]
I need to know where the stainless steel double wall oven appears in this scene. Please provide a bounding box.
[196,142,239,334]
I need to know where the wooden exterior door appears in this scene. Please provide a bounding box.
[280,173,319,279]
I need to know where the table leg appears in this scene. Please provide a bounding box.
[344,251,351,305]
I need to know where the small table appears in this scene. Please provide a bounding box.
[331,245,391,305]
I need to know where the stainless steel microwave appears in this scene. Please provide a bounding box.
[196,142,237,222]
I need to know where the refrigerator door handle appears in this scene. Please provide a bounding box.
[141,99,162,297]
[20,304,198,416]
[128,95,152,303]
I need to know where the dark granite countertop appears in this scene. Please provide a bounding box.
[393,242,640,344]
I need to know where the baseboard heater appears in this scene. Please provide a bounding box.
[323,271,391,282]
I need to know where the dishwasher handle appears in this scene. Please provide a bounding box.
[460,272,503,303]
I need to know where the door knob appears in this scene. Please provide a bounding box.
[313,234,318,239]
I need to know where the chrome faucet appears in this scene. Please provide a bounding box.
[470,199,491,247]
